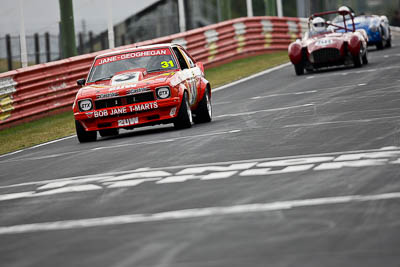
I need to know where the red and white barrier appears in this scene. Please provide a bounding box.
[0,16,306,129]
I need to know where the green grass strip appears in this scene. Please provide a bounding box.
[0,51,289,155]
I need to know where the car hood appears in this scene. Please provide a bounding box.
[306,34,345,53]
[78,71,176,98]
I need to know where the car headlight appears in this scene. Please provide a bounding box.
[78,99,93,112]
[156,87,171,99]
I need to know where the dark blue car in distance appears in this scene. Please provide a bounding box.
[331,14,392,50]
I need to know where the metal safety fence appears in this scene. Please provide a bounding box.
[0,34,61,71]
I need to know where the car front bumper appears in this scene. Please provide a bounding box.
[74,97,181,131]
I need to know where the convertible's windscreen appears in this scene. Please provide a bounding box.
[88,48,177,83]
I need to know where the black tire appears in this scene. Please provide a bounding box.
[362,47,368,65]
[75,120,97,143]
[99,128,119,137]
[386,36,392,48]
[294,62,304,75]
[174,92,193,129]
[193,88,212,124]
[376,26,385,50]
[353,50,362,68]
[376,41,384,50]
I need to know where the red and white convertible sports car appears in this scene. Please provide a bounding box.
[73,44,212,143]
[288,10,368,75]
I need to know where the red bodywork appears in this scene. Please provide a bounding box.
[73,44,210,132]
[288,10,368,73]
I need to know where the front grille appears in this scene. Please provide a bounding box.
[95,91,155,109]
[126,92,155,105]
[312,48,341,64]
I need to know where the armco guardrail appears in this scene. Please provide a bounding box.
[0,16,306,129]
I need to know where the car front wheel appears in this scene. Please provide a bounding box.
[174,92,193,129]
[194,88,212,124]
[376,27,384,50]
[353,49,362,68]
[386,35,392,48]
[294,62,304,75]
[362,46,368,65]
[75,120,97,143]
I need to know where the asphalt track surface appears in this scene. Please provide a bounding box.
[1,41,400,267]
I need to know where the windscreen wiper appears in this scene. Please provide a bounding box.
[92,75,113,83]
[147,68,169,73]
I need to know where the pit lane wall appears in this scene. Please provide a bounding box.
[0,16,306,129]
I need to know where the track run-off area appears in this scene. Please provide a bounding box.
[1,41,400,266]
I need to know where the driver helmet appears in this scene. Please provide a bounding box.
[312,17,326,33]
[338,6,355,16]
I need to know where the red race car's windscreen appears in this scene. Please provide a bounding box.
[88,48,177,83]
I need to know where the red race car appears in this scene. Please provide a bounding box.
[73,44,212,143]
[288,10,368,75]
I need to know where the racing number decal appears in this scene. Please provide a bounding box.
[161,60,174,68]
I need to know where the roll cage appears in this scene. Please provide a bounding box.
[308,10,356,33]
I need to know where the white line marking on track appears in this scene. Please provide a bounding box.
[1,146,399,190]
[106,178,160,188]
[90,130,242,152]
[212,101,232,105]
[214,104,314,118]
[305,65,400,79]
[156,175,198,184]
[314,159,387,171]
[251,90,317,100]
[1,192,399,235]
[35,185,101,196]
[0,192,36,201]
[213,63,291,92]
[102,171,171,182]
[30,136,76,148]
[0,135,76,159]
[1,147,400,202]
[0,149,24,158]
[201,171,238,180]
[240,164,314,176]
[0,130,242,164]
[283,115,400,128]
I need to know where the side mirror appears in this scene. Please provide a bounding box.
[77,78,86,86]
[196,62,204,73]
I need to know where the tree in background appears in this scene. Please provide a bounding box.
[283,0,298,17]
[264,0,277,16]
[253,0,267,16]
